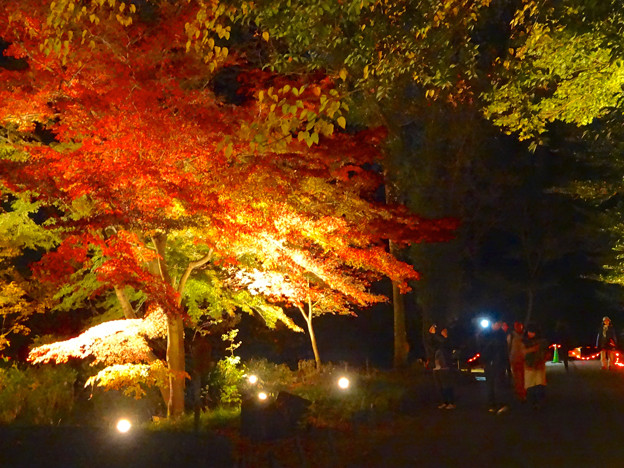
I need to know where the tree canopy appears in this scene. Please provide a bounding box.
[0,0,456,416]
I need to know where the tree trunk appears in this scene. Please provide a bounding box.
[142,234,212,418]
[300,302,321,370]
[167,314,186,418]
[390,240,409,369]
[392,278,409,369]
[384,162,410,369]
[114,286,138,319]
[152,232,186,418]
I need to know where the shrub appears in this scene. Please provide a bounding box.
[244,358,295,390]
[0,366,28,424]
[287,365,412,428]
[0,364,77,424]
[208,354,246,406]
[204,329,246,407]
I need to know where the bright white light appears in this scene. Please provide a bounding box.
[480,319,490,329]
[116,418,132,433]
[257,392,268,401]
[338,377,350,390]
[248,374,258,384]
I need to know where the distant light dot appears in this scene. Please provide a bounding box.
[480,319,490,329]
[258,392,268,401]
[338,377,350,389]
[248,375,258,384]
[116,419,131,433]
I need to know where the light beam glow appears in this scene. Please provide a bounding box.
[116,418,132,433]
[337,377,350,389]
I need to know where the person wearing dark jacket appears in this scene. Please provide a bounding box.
[596,316,618,370]
[433,327,456,409]
[424,324,438,370]
[479,319,511,414]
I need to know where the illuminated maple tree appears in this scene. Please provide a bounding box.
[0,0,456,417]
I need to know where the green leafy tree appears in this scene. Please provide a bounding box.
[0,150,59,351]
[484,0,624,143]
[481,1,624,319]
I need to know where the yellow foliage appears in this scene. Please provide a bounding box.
[0,279,44,351]
[85,361,170,399]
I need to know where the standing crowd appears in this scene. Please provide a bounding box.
[426,315,618,413]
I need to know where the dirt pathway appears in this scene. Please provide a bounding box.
[342,360,624,468]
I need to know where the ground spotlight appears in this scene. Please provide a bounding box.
[337,376,350,390]
[116,418,132,433]
[257,391,268,401]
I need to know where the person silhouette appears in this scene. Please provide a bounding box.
[479,319,511,414]
[596,316,617,370]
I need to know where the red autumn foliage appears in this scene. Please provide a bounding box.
[0,0,457,412]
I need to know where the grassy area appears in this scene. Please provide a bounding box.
[146,406,241,432]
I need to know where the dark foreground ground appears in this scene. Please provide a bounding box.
[1,360,623,467]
